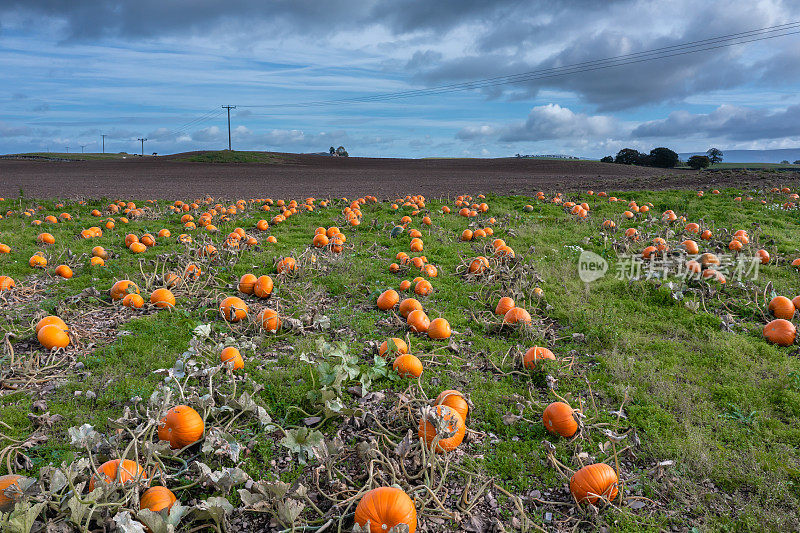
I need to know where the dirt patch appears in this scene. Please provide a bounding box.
[4,153,790,200]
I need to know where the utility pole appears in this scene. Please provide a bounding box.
[222,105,236,151]
[80,145,86,153]
[101,134,106,154]
[137,138,147,156]
[65,146,69,153]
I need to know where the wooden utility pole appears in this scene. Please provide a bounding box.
[222,105,236,150]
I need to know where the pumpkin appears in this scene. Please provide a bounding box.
[238,274,257,294]
[427,318,451,339]
[110,280,140,300]
[769,296,795,320]
[406,309,430,333]
[543,402,577,437]
[469,257,489,274]
[698,253,720,268]
[220,296,248,322]
[123,293,145,308]
[495,296,515,316]
[414,279,433,296]
[29,254,47,268]
[379,337,408,357]
[524,346,555,368]
[276,257,297,274]
[681,240,699,255]
[570,463,619,504]
[377,289,400,311]
[434,390,469,421]
[257,308,281,332]
[54,265,73,279]
[418,405,465,453]
[221,346,244,370]
[253,275,274,298]
[503,307,531,325]
[313,233,329,247]
[92,246,109,259]
[159,405,204,449]
[793,295,800,310]
[90,257,105,266]
[399,280,412,291]
[89,459,145,491]
[757,249,770,264]
[393,354,423,378]
[0,276,15,291]
[700,230,712,240]
[0,475,23,512]
[140,486,177,513]
[36,315,67,333]
[37,232,55,244]
[38,324,70,349]
[354,487,417,533]
[763,319,796,346]
[150,288,176,308]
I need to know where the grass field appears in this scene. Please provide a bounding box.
[178,151,285,164]
[1,187,799,531]
[5,152,140,161]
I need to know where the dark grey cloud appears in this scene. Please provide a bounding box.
[0,0,528,40]
[632,104,800,141]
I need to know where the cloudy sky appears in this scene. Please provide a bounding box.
[1,0,800,158]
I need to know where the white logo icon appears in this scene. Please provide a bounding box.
[578,250,608,282]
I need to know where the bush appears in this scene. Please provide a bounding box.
[649,147,679,168]
[600,156,614,163]
[687,155,710,169]
[615,148,644,165]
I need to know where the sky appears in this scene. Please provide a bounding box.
[1,1,800,159]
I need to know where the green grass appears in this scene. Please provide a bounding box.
[2,185,800,530]
[180,150,284,163]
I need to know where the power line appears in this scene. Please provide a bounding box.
[137,137,147,156]
[236,21,800,108]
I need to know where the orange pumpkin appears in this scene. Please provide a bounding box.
[89,459,145,491]
[393,354,423,378]
[238,273,257,294]
[398,298,422,319]
[414,279,433,296]
[158,405,204,449]
[37,324,70,349]
[54,265,73,279]
[406,309,430,333]
[257,308,281,332]
[149,288,175,309]
[220,346,244,370]
[495,296,515,316]
[503,307,531,325]
[418,405,465,453]
[379,338,408,357]
[220,296,248,322]
[763,319,796,346]
[276,257,297,274]
[122,293,145,309]
[427,318,451,339]
[354,487,417,533]
[0,475,23,512]
[543,402,578,437]
[434,390,469,422]
[570,463,619,504]
[110,280,140,300]
[377,289,400,311]
[36,315,67,333]
[140,486,177,513]
[769,296,795,320]
[253,275,274,298]
[523,346,555,368]
[756,249,770,265]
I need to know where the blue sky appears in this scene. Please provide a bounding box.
[1,1,800,158]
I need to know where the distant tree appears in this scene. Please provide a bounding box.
[781,160,790,164]
[336,146,349,157]
[794,160,800,165]
[515,153,521,158]
[648,147,679,168]
[706,148,723,164]
[329,146,335,155]
[600,155,614,163]
[615,148,643,165]
[687,155,710,169]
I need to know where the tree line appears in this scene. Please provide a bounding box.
[600,147,723,169]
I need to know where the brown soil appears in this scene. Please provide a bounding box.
[2,152,798,199]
